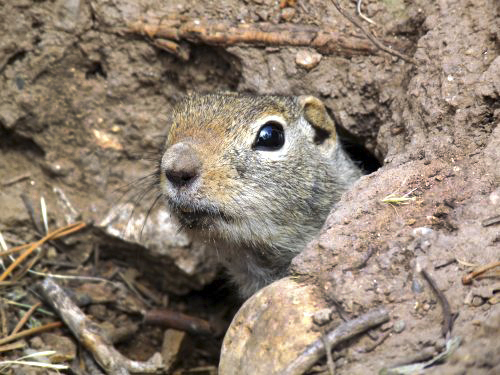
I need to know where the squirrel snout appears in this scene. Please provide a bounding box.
[162,142,201,188]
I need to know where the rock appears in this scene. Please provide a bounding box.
[412,227,433,237]
[476,56,500,98]
[98,202,219,294]
[54,0,92,34]
[41,333,77,362]
[219,277,326,375]
[313,308,332,325]
[411,277,424,293]
[29,336,44,349]
[162,329,186,370]
[280,7,296,22]
[393,320,406,333]
[295,50,322,70]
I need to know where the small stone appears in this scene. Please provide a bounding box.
[464,290,474,305]
[412,278,424,293]
[393,320,406,333]
[92,129,123,150]
[406,218,416,226]
[255,9,269,21]
[41,333,77,362]
[380,322,393,331]
[434,338,446,351]
[46,247,58,259]
[489,191,499,205]
[280,7,296,21]
[426,215,439,225]
[421,239,431,251]
[472,296,485,307]
[30,336,44,349]
[40,159,72,177]
[390,125,404,135]
[412,227,433,237]
[88,304,108,320]
[162,329,186,369]
[488,295,499,304]
[335,357,346,367]
[313,308,332,325]
[295,50,322,70]
[318,83,332,97]
[435,175,444,181]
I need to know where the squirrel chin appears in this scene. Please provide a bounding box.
[167,201,232,230]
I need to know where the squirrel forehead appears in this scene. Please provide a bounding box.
[167,94,299,143]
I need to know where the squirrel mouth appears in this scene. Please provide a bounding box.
[168,200,230,228]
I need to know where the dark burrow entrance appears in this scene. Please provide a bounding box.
[337,126,382,174]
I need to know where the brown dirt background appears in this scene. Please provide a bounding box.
[0,0,499,374]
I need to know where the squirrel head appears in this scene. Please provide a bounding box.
[159,93,341,251]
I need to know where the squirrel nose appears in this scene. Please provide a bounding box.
[162,143,201,188]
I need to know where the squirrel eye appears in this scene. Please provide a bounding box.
[253,122,285,151]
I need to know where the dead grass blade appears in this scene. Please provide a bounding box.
[0,221,86,282]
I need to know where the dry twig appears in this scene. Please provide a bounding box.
[456,257,478,267]
[329,0,417,64]
[343,245,375,272]
[3,300,55,317]
[279,308,389,375]
[10,302,42,336]
[382,337,461,374]
[462,261,500,285]
[481,214,500,227]
[0,321,62,346]
[144,308,213,336]
[0,221,86,282]
[320,327,335,375]
[0,341,26,353]
[20,193,43,235]
[356,0,377,25]
[419,267,454,338]
[125,19,385,60]
[360,330,390,352]
[434,258,457,270]
[1,173,30,187]
[0,350,69,371]
[0,301,6,337]
[36,277,164,374]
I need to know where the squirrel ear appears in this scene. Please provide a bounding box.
[298,96,337,144]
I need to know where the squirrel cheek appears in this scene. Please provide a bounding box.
[199,165,239,203]
[235,164,247,178]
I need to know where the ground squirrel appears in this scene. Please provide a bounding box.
[159,93,362,298]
